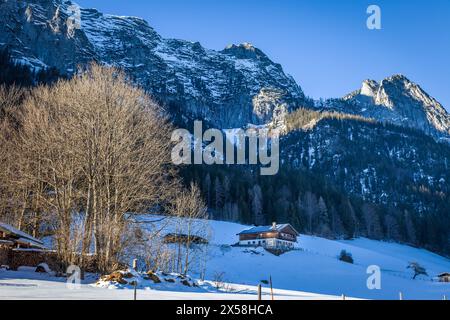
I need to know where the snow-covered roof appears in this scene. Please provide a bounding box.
[12,248,47,253]
[237,224,299,236]
[438,272,450,277]
[0,222,45,246]
[15,237,47,250]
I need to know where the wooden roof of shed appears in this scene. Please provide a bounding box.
[0,222,45,248]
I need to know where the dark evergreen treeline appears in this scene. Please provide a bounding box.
[182,163,449,256]
[0,47,63,87]
[181,111,450,256]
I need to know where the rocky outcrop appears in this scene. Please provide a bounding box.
[341,75,450,139]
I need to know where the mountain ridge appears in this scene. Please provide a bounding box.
[339,74,450,138]
[1,0,449,138]
[0,0,306,128]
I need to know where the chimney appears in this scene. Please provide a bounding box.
[272,222,277,229]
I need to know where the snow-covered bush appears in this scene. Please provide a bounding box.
[407,262,428,279]
[213,271,226,289]
[338,250,354,264]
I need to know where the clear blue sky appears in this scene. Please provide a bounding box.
[77,0,450,109]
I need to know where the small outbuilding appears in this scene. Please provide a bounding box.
[163,233,208,245]
[0,222,46,250]
[0,222,48,271]
[437,273,450,283]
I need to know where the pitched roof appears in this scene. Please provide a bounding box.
[237,224,299,236]
[15,237,47,250]
[0,222,45,247]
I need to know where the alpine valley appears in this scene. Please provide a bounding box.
[1,0,449,255]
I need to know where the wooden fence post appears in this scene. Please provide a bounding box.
[342,294,346,300]
[257,284,262,301]
[269,276,274,301]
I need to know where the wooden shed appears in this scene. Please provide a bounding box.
[437,273,450,283]
[0,222,46,250]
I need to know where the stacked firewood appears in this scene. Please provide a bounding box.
[0,247,9,266]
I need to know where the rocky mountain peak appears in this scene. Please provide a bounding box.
[360,79,379,96]
[385,73,409,82]
[354,75,412,104]
[221,42,269,61]
[342,74,450,138]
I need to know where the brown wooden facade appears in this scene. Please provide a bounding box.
[438,273,450,283]
[237,223,299,250]
[239,230,297,242]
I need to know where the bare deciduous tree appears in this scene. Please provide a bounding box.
[170,183,209,275]
[1,64,182,272]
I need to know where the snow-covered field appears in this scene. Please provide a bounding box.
[1,216,449,300]
[0,269,344,300]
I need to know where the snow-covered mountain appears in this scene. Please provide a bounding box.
[0,0,305,128]
[324,75,450,139]
[2,0,449,137]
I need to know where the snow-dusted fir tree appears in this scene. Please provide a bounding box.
[249,184,264,226]
[214,176,224,209]
[302,191,319,234]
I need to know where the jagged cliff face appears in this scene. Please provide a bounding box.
[339,75,450,139]
[0,0,305,128]
[2,1,449,137]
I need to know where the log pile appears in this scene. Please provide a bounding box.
[0,247,10,266]
[7,250,98,273]
[9,250,60,271]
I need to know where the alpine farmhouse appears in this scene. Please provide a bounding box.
[237,223,299,250]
